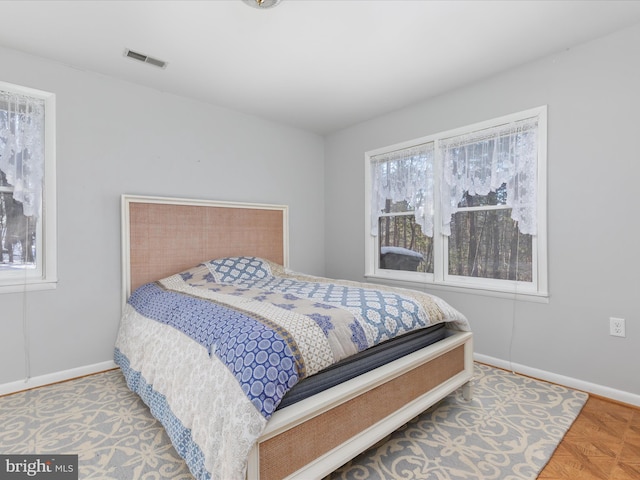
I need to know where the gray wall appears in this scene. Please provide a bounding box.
[325,24,640,399]
[0,46,326,385]
[2,22,639,402]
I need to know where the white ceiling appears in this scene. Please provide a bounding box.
[2,1,640,134]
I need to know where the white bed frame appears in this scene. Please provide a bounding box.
[121,194,474,480]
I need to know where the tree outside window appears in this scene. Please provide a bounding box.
[0,170,37,269]
[448,184,532,282]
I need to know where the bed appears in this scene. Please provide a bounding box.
[115,194,474,480]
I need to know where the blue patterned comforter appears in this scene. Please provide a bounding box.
[114,257,469,480]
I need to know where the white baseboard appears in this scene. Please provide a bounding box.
[474,353,640,407]
[0,360,117,396]
[3,355,639,408]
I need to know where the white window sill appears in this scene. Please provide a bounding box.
[364,274,549,303]
[0,280,58,294]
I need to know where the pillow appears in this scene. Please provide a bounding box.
[207,256,273,283]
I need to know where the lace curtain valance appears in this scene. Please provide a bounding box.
[370,116,540,239]
[370,143,434,237]
[0,91,45,217]
[439,117,539,236]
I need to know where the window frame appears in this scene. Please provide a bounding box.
[0,81,57,293]
[365,106,548,300]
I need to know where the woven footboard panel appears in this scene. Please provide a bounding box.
[258,344,465,480]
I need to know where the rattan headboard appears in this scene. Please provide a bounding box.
[121,195,289,302]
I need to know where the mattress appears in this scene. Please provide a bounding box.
[278,323,447,409]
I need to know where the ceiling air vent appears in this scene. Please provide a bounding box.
[124,49,167,69]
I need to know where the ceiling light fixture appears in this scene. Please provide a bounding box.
[241,0,282,9]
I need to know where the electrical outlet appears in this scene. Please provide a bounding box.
[610,317,626,337]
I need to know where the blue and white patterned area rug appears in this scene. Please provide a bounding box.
[0,363,587,480]
[328,363,588,480]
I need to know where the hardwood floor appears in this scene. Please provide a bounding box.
[539,395,640,479]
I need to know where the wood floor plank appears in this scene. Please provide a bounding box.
[539,396,640,479]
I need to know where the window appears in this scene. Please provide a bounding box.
[0,82,56,292]
[366,107,547,298]
[370,143,435,274]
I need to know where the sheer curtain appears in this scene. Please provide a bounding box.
[0,90,45,218]
[439,117,539,236]
[370,143,434,237]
